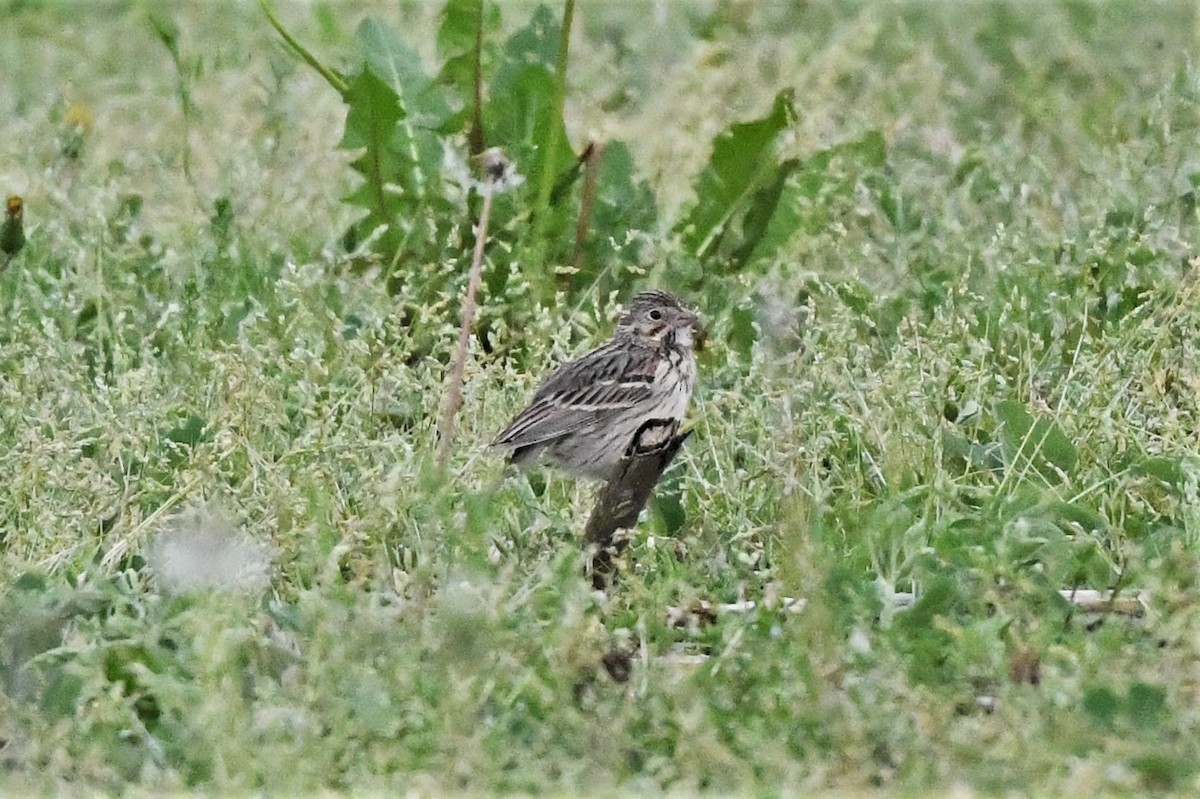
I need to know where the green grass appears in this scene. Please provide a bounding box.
[2,0,1200,795]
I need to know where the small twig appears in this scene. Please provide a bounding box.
[439,149,520,468]
[438,189,495,469]
[570,140,605,280]
[584,419,691,589]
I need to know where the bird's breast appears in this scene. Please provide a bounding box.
[654,349,697,421]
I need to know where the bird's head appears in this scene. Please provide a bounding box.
[616,290,699,349]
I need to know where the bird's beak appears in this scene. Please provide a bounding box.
[675,310,699,328]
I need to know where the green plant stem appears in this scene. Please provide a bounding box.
[149,15,195,186]
[258,0,347,95]
[571,140,603,280]
[438,188,496,469]
[526,0,575,276]
[469,0,486,157]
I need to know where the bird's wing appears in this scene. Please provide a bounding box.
[492,343,659,448]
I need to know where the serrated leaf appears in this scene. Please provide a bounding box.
[677,90,796,259]
[485,61,571,207]
[435,0,499,145]
[438,0,485,58]
[339,68,405,248]
[356,18,449,128]
[347,22,448,260]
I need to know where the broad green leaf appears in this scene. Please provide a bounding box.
[1067,536,1114,587]
[1134,456,1185,487]
[941,430,1005,475]
[350,21,449,262]
[651,487,687,534]
[993,399,1078,481]
[500,3,559,70]
[1044,501,1105,534]
[487,10,572,180]
[355,21,448,197]
[746,131,887,264]
[12,572,48,592]
[339,68,405,251]
[437,0,485,60]
[485,61,571,209]
[356,18,449,128]
[435,0,500,143]
[592,141,655,227]
[895,575,959,630]
[727,303,758,356]
[891,575,967,686]
[677,90,797,260]
[725,157,800,269]
[577,141,658,289]
[164,414,207,448]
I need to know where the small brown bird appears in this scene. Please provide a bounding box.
[1,195,25,273]
[493,290,699,480]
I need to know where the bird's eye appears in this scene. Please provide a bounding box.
[648,309,664,321]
